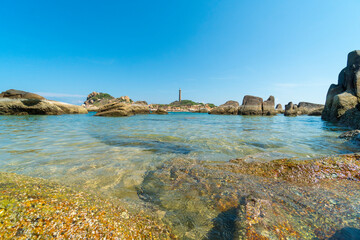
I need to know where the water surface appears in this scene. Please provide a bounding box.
[0,112,355,198]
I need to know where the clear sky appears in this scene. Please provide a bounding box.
[1,0,360,106]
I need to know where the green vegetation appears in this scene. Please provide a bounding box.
[91,93,114,101]
[170,100,202,106]
[206,103,216,108]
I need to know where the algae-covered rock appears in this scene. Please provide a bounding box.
[138,154,360,239]
[0,172,175,239]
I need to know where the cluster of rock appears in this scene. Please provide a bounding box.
[83,92,133,111]
[284,102,324,116]
[322,50,360,128]
[209,95,277,115]
[149,103,213,113]
[0,89,87,115]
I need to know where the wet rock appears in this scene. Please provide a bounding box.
[0,90,87,115]
[339,130,360,141]
[322,50,360,128]
[138,154,360,239]
[95,102,149,117]
[209,101,239,115]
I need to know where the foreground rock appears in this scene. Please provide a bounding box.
[209,101,239,115]
[285,101,324,116]
[322,50,360,128]
[0,172,174,239]
[138,154,360,239]
[95,102,150,117]
[0,89,87,115]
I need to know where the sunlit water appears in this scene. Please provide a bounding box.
[0,112,358,237]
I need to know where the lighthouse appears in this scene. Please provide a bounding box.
[179,88,181,102]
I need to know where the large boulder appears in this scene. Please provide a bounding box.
[95,102,150,117]
[322,50,360,128]
[209,100,239,115]
[285,102,324,116]
[262,96,276,115]
[239,95,263,115]
[0,89,45,100]
[0,90,87,115]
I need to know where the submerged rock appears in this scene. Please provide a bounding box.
[209,101,239,115]
[322,50,360,128]
[0,89,87,115]
[138,154,360,239]
[95,102,149,117]
[0,172,174,239]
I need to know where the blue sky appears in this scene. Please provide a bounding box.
[1,0,360,105]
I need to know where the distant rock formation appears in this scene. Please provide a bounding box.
[210,96,277,116]
[209,100,240,115]
[285,102,324,116]
[83,92,135,111]
[94,102,149,117]
[275,104,284,113]
[0,89,87,115]
[322,50,360,128]
[151,100,214,113]
[151,109,168,115]
[239,96,263,115]
[262,96,276,115]
[83,92,115,111]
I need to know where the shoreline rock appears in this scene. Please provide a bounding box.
[0,89,87,115]
[322,50,360,128]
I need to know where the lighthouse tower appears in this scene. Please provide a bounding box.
[179,88,181,102]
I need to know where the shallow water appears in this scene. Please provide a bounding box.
[0,113,355,196]
[0,112,358,238]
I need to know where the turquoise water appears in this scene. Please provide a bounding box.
[1,112,359,238]
[0,112,356,199]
